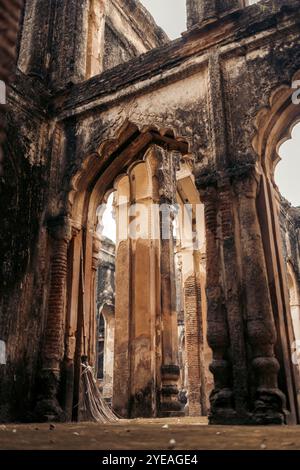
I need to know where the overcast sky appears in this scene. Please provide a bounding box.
[141,0,186,39]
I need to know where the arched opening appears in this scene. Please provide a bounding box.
[173,158,212,416]
[276,122,300,207]
[275,122,300,378]
[63,122,212,421]
[253,78,300,423]
[95,192,116,402]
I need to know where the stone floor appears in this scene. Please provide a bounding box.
[1,417,300,450]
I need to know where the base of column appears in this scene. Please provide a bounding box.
[112,405,129,419]
[251,411,285,425]
[209,409,253,425]
[130,384,156,419]
[208,408,287,426]
[34,398,66,422]
[252,389,286,425]
[159,365,183,417]
[159,409,186,418]
[34,368,66,422]
[209,410,285,425]
[208,386,286,425]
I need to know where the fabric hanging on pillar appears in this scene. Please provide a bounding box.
[79,246,118,423]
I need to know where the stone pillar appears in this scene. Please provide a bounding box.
[63,224,82,421]
[113,239,131,417]
[186,0,203,28]
[18,0,90,86]
[218,179,249,419]
[36,216,72,421]
[88,232,101,365]
[184,274,203,416]
[235,172,286,424]
[18,0,52,78]
[128,161,158,418]
[102,305,115,400]
[201,187,235,423]
[86,0,106,78]
[50,0,90,87]
[186,0,244,29]
[157,148,182,417]
[113,175,131,417]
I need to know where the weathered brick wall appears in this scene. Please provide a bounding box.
[0,0,23,174]
[184,274,209,416]
[184,275,201,415]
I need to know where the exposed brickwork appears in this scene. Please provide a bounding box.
[219,184,249,417]
[43,238,69,364]
[184,275,202,416]
[235,175,285,424]
[202,189,234,422]
[0,0,23,174]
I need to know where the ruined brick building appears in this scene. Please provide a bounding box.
[0,0,300,426]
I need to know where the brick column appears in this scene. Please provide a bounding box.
[235,173,286,424]
[157,148,182,417]
[201,187,235,423]
[218,179,249,420]
[88,231,101,365]
[160,206,182,416]
[113,177,131,418]
[184,274,203,415]
[63,224,82,421]
[35,216,72,421]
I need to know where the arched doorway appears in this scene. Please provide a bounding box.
[253,75,300,423]
[62,123,212,420]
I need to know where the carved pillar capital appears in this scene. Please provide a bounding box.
[157,146,177,205]
[233,170,261,200]
[47,215,73,242]
[181,153,195,172]
[70,219,82,237]
[198,185,218,205]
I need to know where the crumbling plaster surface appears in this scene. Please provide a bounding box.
[53,0,300,179]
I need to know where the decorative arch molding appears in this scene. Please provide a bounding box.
[250,69,300,424]
[252,69,300,184]
[67,119,191,228]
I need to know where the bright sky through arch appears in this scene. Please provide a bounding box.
[276,123,300,207]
